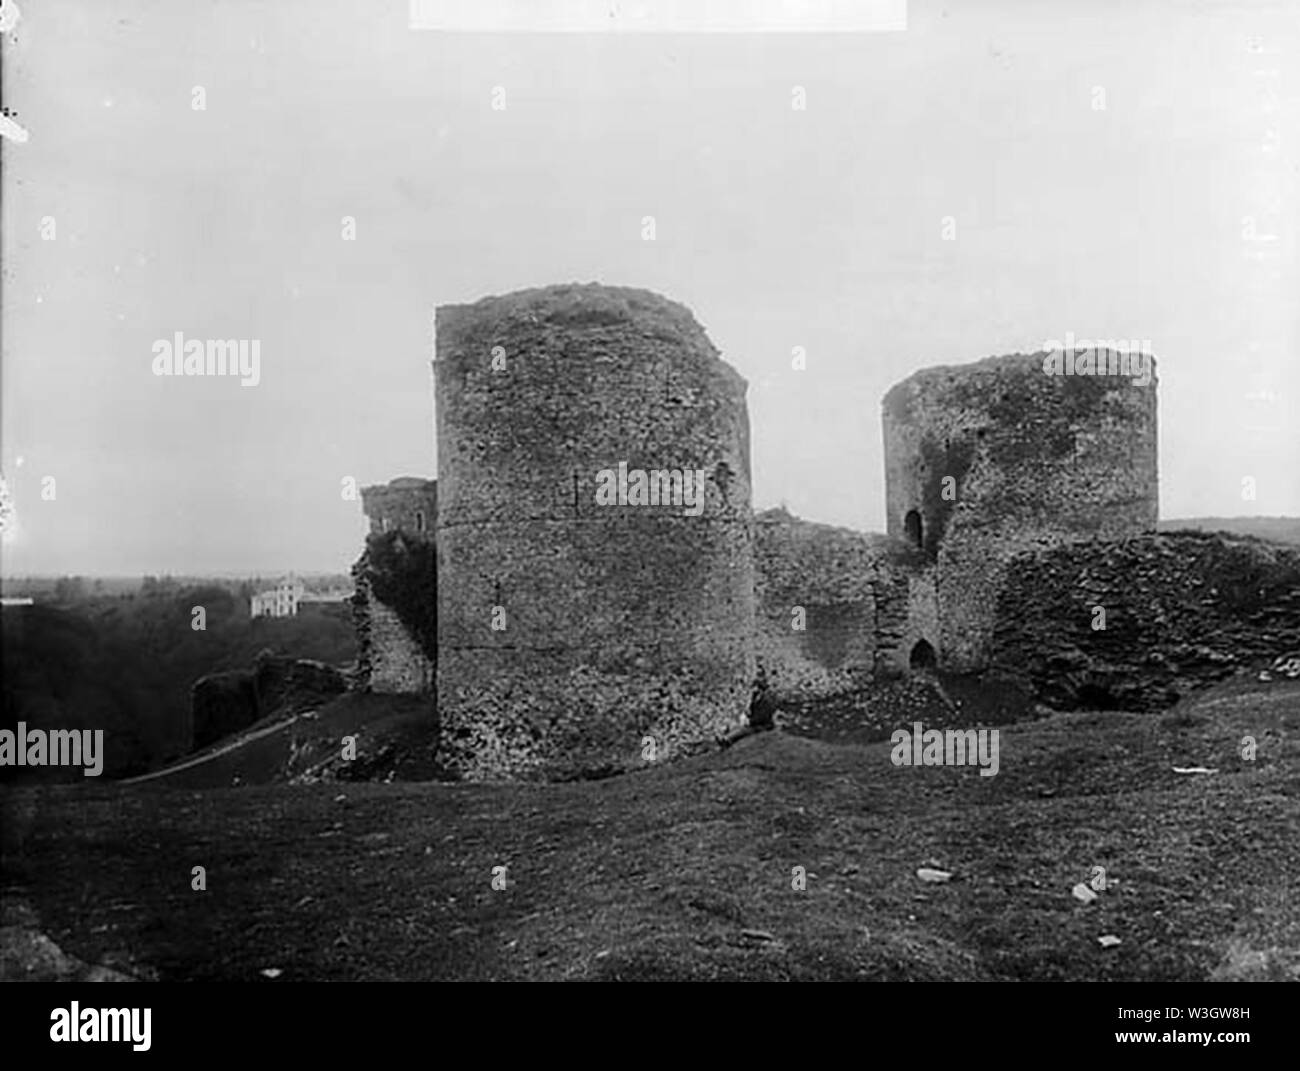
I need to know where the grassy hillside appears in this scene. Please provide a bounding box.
[126,693,440,790]
[2,674,1296,982]
[1,589,355,780]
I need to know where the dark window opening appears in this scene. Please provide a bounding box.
[904,509,923,549]
[415,510,426,533]
[712,461,734,503]
[909,639,937,671]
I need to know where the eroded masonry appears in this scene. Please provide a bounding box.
[351,283,1300,780]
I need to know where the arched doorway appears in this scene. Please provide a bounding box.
[904,509,923,549]
[909,639,936,671]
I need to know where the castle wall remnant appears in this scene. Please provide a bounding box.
[191,653,347,751]
[752,507,939,697]
[361,477,437,537]
[352,568,435,693]
[353,478,437,694]
[989,531,1300,709]
[435,284,755,780]
[352,280,1288,776]
[882,352,1158,669]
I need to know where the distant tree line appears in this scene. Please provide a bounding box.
[1,582,356,781]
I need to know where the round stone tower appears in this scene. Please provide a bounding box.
[882,349,1158,670]
[435,284,755,780]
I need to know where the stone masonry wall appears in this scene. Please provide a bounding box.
[354,578,434,693]
[988,531,1300,710]
[367,599,434,693]
[753,508,880,699]
[350,545,435,695]
[904,571,940,670]
[435,284,755,781]
[352,478,437,694]
[752,507,938,696]
[882,351,1159,670]
[361,477,437,537]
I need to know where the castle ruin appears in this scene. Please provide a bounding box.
[350,283,1300,781]
[352,477,437,695]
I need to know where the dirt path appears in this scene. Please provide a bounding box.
[119,714,300,785]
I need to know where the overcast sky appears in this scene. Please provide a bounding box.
[2,0,1296,576]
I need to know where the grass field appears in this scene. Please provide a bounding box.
[2,675,1297,981]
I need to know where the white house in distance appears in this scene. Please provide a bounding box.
[250,575,305,618]
[250,574,353,618]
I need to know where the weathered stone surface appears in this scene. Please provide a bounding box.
[754,508,886,698]
[351,536,435,695]
[751,507,943,699]
[365,598,433,693]
[360,477,436,537]
[989,531,1300,709]
[435,284,755,780]
[882,351,1159,670]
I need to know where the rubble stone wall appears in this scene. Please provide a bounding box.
[752,507,938,697]
[882,351,1159,670]
[989,531,1300,709]
[435,284,755,780]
